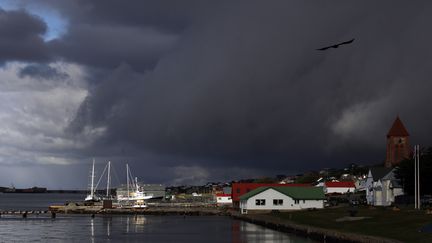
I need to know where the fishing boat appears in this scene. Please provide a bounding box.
[117,164,153,208]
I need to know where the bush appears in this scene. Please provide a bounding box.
[348,208,358,217]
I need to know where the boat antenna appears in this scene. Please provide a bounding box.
[91,158,95,199]
[106,161,111,197]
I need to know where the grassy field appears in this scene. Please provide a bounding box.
[275,206,432,242]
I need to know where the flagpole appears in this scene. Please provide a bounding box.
[414,145,417,209]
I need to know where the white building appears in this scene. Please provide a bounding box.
[366,167,404,206]
[239,186,325,214]
[323,181,356,194]
[215,193,232,205]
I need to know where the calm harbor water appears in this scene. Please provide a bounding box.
[0,193,84,211]
[0,193,316,242]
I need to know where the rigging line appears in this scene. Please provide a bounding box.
[128,165,136,188]
[111,161,122,187]
[94,162,108,190]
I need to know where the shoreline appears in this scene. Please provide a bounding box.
[44,205,402,243]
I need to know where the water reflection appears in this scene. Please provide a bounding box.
[90,218,94,243]
[231,220,309,243]
[134,215,147,225]
[232,220,244,243]
[0,215,315,242]
[237,221,295,243]
[102,216,112,238]
[126,216,129,233]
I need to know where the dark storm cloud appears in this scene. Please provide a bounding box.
[19,63,68,80]
[49,24,178,70]
[69,0,432,174]
[41,0,204,31]
[42,0,206,70]
[4,0,432,187]
[0,8,50,62]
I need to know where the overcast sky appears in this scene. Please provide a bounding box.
[0,0,431,189]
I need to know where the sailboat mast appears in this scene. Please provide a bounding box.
[91,158,95,198]
[126,164,130,200]
[106,161,111,197]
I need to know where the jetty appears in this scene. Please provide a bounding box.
[48,202,228,216]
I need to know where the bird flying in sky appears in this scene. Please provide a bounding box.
[316,38,355,51]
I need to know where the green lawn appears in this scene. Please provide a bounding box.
[276,206,432,242]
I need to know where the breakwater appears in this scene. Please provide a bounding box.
[48,204,230,216]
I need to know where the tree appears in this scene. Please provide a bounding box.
[394,147,432,196]
[295,171,319,184]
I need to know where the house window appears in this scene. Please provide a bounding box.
[273,199,283,205]
[236,189,241,193]
[294,200,299,204]
[255,199,266,206]
[303,200,305,204]
[246,189,251,192]
[228,198,231,200]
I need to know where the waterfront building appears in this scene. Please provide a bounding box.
[365,167,404,206]
[323,181,356,194]
[239,187,325,214]
[385,116,411,168]
[215,193,232,205]
[231,183,311,208]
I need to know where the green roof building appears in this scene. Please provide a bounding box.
[239,186,325,214]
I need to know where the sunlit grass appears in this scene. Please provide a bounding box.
[275,206,432,242]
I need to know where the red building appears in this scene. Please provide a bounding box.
[231,183,311,207]
[385,116,411,168]
[323,181,355,194]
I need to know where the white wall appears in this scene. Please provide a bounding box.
[240,188,323,213]
[325,187,355,194]
[365,170,374,205]
[216,196,232,204]
[372,180,404,206]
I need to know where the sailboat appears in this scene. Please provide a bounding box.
[85,160,114,202]
[85,159,100,202]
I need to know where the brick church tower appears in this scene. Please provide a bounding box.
[385,116,411,168]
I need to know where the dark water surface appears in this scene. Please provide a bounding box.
[0,194,316,242]
[0,193,84,211]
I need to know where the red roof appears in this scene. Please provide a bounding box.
[231,183,311,202]
[215,193,231,197]
[324,181,355,188]
[387,116,409,137]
